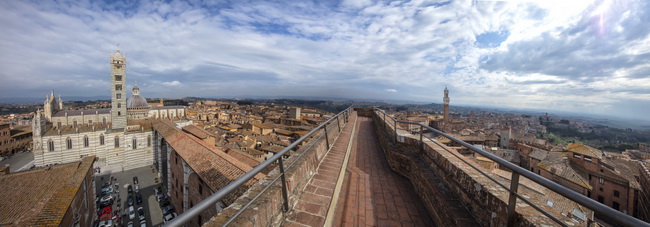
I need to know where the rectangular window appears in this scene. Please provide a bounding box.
[614,190,620,198]
[599,178,604,184]
[199,184,202,195]
[573,153,581,159]
[584,156,592,162]
[116,93,121,99]
[115,84,122,91]
[115,75,122,81]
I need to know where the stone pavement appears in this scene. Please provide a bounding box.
[334,117,433,226]
[283,112,358,227]
[284,114,434,227]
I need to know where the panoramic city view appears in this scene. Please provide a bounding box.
[1,0,649,227]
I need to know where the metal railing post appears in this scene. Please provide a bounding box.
[336,115,341,132]
[420,125,424,154]
[324,126,330,150]
[507,172,520,227]
[393,119,397,143]
[278,157,289,212]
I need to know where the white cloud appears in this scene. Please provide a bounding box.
[162,81,182,86]
[0,0,648,119]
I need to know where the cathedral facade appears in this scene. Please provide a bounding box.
[32,49,185,171]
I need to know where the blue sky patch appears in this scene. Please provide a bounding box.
[475,30,510,48]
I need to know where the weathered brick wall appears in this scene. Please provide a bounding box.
[371,109,556,226]
[206,113,350,226]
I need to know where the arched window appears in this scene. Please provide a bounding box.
[48,140,54,152]
[118,103,121,108]
[114,136,120,148]
[66,137,72,150]
[118,111,121,116]
[100,134,105,145]
[147,135,151,147]
[102,117,106,125]
[83,136,89,147]
[73,120,77,128]
[132,138,137,150]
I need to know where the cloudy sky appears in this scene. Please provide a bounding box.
[1,0,649,120]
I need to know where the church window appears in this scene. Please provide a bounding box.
[132,138,137,150]
[115,84,122,91]
[147,135,151,147]
[116,93,121,99]
[100,134,105,145]
[115,136,120,148]
[118,103,121,108]
[102,117,106,125]
[73,120,77,128]
[66,137,72,150]
[115,75,122,81]
[57,121,62,128]
[48,140,54,152]
[83,136,89,147]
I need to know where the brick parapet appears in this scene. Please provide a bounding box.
[206,113,350,226]
[372,109,558,226]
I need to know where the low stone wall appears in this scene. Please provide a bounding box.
[207,112,351,226]
[371,109,556,226]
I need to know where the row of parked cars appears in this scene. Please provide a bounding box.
[155,186,178,223]
[127,176,147,227]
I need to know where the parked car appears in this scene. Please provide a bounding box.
[161,204,175,216]
[156,193,167,202]
[127,185,133,194]
[134,184,139,193]
[101,187,114,195]
[140,220,147,227]
[127,195,134,206]
[163,212,177,223]
[98,219,112,227]
[128,206,135,220]
[136,193,142,205]
[99,206,112,217]
[127,221,133,227]
[159,199,170,209]
[133,176,139,185]
[137,207,146,221]
[99,195,113,208]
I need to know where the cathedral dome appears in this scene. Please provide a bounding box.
[126,83,149,109]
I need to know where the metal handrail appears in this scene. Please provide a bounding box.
[166,106,353,226]
[373,108,650,227]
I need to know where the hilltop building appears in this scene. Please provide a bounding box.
[31,48,185,170]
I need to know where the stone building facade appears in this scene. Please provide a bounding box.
[31,48,185,171]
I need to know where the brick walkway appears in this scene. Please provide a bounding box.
[283,112,358,227]
[334,117,433,227]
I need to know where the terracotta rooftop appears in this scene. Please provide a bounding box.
[537,152,591,189]
[182,124,214,140]
[0,156,95,226]
[152,120,264,204]
[566,144,603,159]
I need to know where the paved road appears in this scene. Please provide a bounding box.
[95,166,164,227]
[0,151,34,172]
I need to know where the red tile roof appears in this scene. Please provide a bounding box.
[153,120,264,204]
[0,156,95,226]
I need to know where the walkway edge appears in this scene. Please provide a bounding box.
[323,113,358,226]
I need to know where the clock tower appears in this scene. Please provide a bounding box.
[110,48,127,129]
[443,86,450,123]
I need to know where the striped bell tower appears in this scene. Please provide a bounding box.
[110,48,127,129]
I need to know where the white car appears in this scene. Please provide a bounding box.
[134,184,139,193]
[137,207,146,221]
[140,220,147,227]
[127,221,133,227]
[98,219,112,227]
[128,206,135,220]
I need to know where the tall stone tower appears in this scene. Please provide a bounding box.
[110,48,127,129]
[443,86,450,122]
